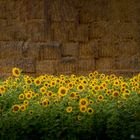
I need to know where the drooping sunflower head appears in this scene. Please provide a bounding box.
[12,67,21,77]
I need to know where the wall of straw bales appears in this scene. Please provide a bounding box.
[0,0,140,78]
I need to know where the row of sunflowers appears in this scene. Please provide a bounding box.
[0,67,140,140]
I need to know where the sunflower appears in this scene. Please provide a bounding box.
[47,91,53,97]
[25,78,32,85]
[66,106,73,113]
[100,73,105,79]
[89,100,94,104]
[50,81,56,87]
[101,82,107,88]
[98,95,104,101]
[44,82,49,88]
[58,86,68,97]
[12,104,20,112]
[18,94,24,100]
[113,80,120,86]
[110,74,116,79]
[54,99,59,104]
[77,115,82,121]
[71,74,76,79]
[0,93,3,97]
[88,73,94,78]
[77,84,85,91]
[42,99,49,107]
[93,71,98,76]
[106,89,111,96]
[67,82,73,89]
[20,104,26,112]
[70,92,77,99]
[23,100,29,106]
[25,92,32,100]
[82,79,88,85]
[79,98,88,106]
[87,107,94,115]
[29,110,33,115]
[122,93,130,99]
[40,87,46,95]
[132,87,137,91]
[80,105,87,113]
[99,85,104,90]
[0,86,6,94]
[34,78,41,86]
[12,67,21,77]
[94,85,99,91]
[113,91,119,97]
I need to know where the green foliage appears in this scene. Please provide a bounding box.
[0,69,140,140]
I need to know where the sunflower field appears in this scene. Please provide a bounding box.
[0,68,140,140]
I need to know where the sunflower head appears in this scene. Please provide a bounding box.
[58,87,68,97]
[70,92,77,99]
[79,98,88,106]
[25,78,32,85]
[19,94,25,100]
[20,104,26,112]
[0,86,6,94]
[77,115,82,121]
[87,107,94,115]
[23,100,29,106]
[98,95,104,101]
[66,106,73,113]
[40,87,46,94]
[29,110,33,115]
[25,92,32,100]
[34,78,41,86]
[80,105,87,113]
[113,91,119,97]
[41,99,50,107]
[12,67,21,77]
[77,84,85,91]
[12,105,20,112]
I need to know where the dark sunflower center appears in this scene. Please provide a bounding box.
[61,89,66,94]
[15,70,19,74]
